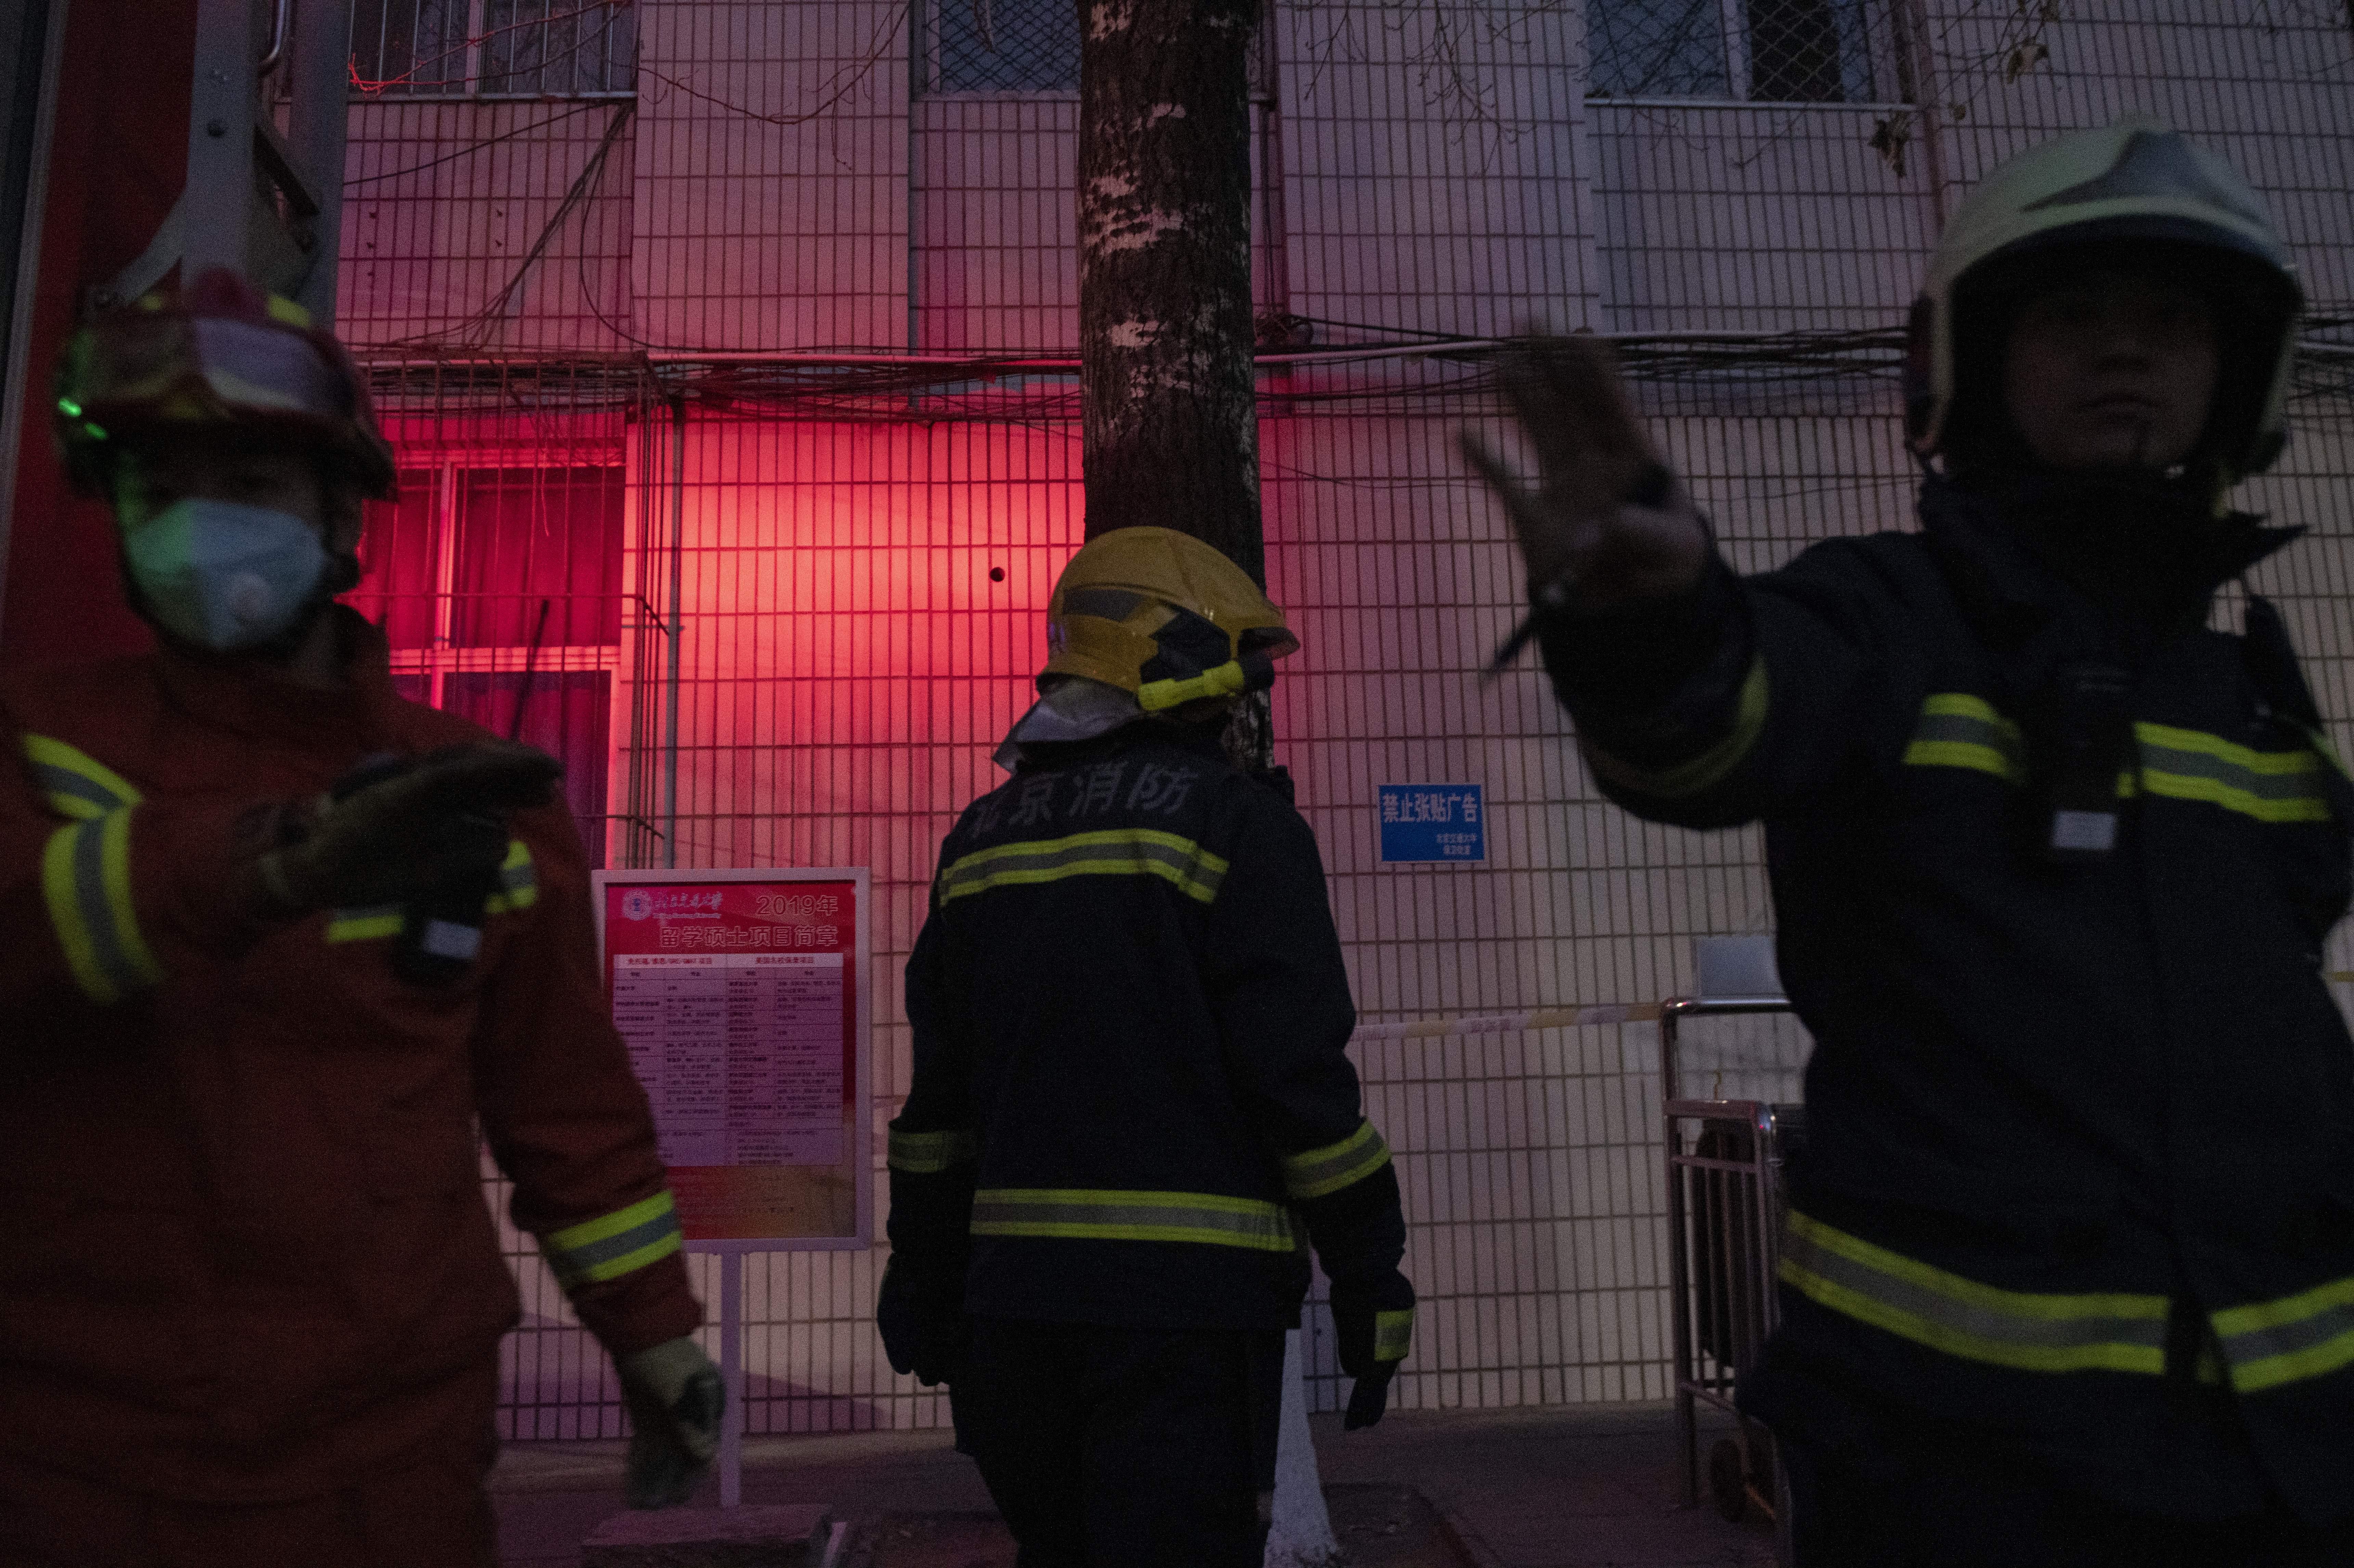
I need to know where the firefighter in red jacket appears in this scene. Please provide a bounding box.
[0,271,720,1567]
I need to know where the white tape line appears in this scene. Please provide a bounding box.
[1351,1002,1664,1042]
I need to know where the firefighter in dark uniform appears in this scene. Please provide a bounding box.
[877,526,1414,1568]
[1465,122,2354,1564]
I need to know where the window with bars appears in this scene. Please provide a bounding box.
[922,0,1082,94]
[348,0,636,97]
[1587,0,1891,104]
[346,463,625,866]
[917,0,1275,99]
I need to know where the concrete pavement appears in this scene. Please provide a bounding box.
[493,1401,1777,1568]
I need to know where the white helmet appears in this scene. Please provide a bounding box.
[1905,119,2302,483]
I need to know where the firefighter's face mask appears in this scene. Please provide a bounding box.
[2000,271,2219,474]
[120,496,331,650]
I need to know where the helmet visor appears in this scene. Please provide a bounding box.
[78,313,354,429]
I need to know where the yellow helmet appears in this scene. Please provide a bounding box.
[1043,527,1299,712]
[1906,119,2301,482]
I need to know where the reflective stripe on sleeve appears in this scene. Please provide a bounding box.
[2211,1276,2354,1394]
[1282,1121,1393,1201]
[22,734,141,820]
[1374,1307,1414,1363]
[937,829,1230,907]
[1904,694,2027,784]
[2134,723,2332,824]
[970,1188,1300,1252]
[1583,655,1768,801]
[1779,1210,2169,1375]
[40,810,164,1004]
[541,1190,685,1289]
[889,1127,979,1174]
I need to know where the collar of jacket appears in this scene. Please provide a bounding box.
[152,603,405,748]
[1917,471,2299,658]
[1013,714,1228,775]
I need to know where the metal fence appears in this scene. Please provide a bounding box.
[313,0,2354,1438]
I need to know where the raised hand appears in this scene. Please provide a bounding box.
[1460,333,1709,616]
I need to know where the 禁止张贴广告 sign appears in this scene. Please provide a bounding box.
[1379,783,1485,863]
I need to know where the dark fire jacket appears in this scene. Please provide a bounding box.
[888,722,1409,1350]
[1539,474,2354,1523]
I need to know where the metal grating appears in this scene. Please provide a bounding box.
[926,0,1080,95]
[307,0,2354,1441]
[348,0,636,97]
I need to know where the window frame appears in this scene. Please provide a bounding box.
[358,454,629,862]
[1583,0,1913,110]
[347,0,638,103]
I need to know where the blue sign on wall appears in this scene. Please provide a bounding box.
[1378,783,1486,863]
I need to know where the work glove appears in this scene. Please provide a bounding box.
[1458,332,1710,626]
[618,1336,726,1510]
[249,742,561,914]
[876,1255,968,1387]
[1331,1269,1417,1432]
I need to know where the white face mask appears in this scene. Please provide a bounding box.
[120,497,330,651]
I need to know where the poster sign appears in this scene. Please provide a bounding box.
[594,868,872,1250]
[1379,783,1486,863]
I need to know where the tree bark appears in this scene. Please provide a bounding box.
[1076,0,1263,583]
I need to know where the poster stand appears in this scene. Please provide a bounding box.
[593,867,874,1508]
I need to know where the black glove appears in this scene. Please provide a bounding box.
[1331,1268,1416,1432]
[877,1255,967,1386]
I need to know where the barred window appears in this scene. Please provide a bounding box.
[349,0,636,98]
[923,0,1082,94]
[1588,0,1891,104]
[348,463,624,865]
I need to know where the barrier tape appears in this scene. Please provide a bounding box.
[1351,1003,1664,1042]
[1355,976,2354,1045]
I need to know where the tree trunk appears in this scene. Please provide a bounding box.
[1076,0,1263,583]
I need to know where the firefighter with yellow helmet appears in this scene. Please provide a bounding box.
[0,270,719,1564]
[880,526,1414,1566]
[1468,122,2354,1561]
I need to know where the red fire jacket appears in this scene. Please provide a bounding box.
[0,609,698,1502]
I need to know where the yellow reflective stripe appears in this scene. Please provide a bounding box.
[1585,655,1768,801]
[325,843,536,942]
[325,907,403,943]
[2134,723,2330,823]
[2211,1275,2354,1394]
[1373,1307,1414,1362]
[1779,1210,2169,1375]
[1901,702,2334,820]
[889,1127,979,1173]
[22,734,141,819]
[938,828,1230,907]
[1282,1121,1392,1201]
[39,809,163,1004]
[484,839,539,914]
[1904,693,2027,783]
[1138,658,1248,712]
[970,1188,1299,1252]
[41,821,114,1002]
[541,1191,684,1288]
